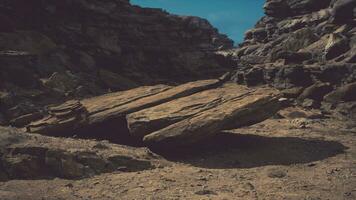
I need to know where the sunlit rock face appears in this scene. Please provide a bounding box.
[230,0,356,117]
[264,0,332,17]
[0,0,233,124]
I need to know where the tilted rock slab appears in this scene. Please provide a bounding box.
[26,79,282,145]
[27,79,222,136]
[127,83,252,138]
[142,86,281,146]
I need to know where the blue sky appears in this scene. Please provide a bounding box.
[130,0,265,44]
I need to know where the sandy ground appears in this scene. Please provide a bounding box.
[0,117,355,200]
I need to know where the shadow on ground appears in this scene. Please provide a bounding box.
[150,132,347,169]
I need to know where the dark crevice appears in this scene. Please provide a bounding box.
[73,117,145,147]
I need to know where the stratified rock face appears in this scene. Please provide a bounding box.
[0,0,233,124]
[229,0,356,117]
[25,79,282,146]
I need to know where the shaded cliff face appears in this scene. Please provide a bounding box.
[230,0,356,117]
[0,0,233,124]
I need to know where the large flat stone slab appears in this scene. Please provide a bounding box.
[143,87,281,146]
[26,79,222,136]
[86,79,222,124]
[127,83,252,138]
[25,79,281,146]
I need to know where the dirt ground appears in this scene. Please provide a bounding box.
[0,117,355,200]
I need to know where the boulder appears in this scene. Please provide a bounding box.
[324,82,356,102]
[281,87,305,98]
[298,82,333,101]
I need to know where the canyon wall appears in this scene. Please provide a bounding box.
[230,0,356,118]
[0,0,233,125]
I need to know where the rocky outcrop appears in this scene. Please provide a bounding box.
[26,79,221,136]
[127,83,249,138]
[24,80,282,146]
[0,0,233,125]
[142,86,281,146]
[228,0,356,118]
[0,126,162,181]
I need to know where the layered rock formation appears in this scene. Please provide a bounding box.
[0,0,233,125]
[25,79,282,146]
[229,0,356,119]
[1,0,356,186]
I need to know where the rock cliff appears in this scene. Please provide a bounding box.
[229,0,356,119]
[0,0,233,125]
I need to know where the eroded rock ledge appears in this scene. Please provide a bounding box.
[0,126,163,181]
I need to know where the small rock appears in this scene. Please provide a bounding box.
[65,183,74,188]
[267,168,287,178]
[291,118,310,128]
[281,87,304,98]
[324,82,356,103]
[195,190,217,195]
[302,98,320,109]
[297,82,333,102]
[307,163,317,167]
